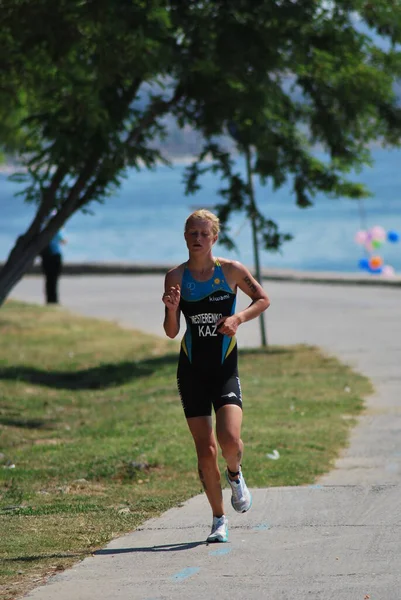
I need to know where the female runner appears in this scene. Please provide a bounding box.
[162,209,270,542]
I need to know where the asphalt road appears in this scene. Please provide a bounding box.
[10,274,401,600]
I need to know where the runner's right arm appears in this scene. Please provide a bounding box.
[163,269,181,339]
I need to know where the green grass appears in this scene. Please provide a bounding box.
[0,300,372,599]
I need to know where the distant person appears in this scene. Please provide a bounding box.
[40,228,67,304]
[162,209,270,543]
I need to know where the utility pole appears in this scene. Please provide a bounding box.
[245,145,267,347]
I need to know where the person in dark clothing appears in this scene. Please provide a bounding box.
[40,230,67,304]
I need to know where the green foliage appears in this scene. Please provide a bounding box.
[2,0,175,196]
[1,1,401,294]
[180,2,401,250]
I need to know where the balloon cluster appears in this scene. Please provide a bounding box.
[355,226,399,276]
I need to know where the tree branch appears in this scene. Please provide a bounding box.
[75,87,183,210]
[18,164,68,241]
[125,85,183,148]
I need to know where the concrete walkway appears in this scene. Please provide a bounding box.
[10,275,401,600]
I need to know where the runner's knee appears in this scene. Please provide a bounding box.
[195,440,218,467]
[218,431,241,456]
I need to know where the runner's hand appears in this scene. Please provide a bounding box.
[162,284,181,311]
[216,315,241,337]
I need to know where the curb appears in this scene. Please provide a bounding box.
[11,262,401,287]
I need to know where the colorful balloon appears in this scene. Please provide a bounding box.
[369,225,386,241]
[387,230,400,243]
[369,256,384,270]
[354,230,368,245]
[355,226,398,276]
[358,258,369,270]
[382,265,396,277]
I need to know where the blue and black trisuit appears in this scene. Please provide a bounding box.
[177,260,243,418]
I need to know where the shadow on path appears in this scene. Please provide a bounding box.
[94,541,206,555]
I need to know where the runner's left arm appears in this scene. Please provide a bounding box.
[217,262,270,337]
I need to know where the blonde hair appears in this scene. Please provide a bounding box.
[185,209,220,236]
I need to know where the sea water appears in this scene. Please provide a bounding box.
[1,147,400,273]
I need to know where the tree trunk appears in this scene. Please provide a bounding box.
[0,242,41,306]
[0,221,66,307]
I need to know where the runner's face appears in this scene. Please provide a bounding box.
[184,219,217,253]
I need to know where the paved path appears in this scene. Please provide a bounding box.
[10,275,401,599]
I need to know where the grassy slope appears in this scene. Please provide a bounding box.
[0,301,372,599]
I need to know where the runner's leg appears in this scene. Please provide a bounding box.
[216,404,243,477]
[186,416,225,517]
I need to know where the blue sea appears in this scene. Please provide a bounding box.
[1,147,401,273]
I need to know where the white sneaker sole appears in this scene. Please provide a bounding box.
[226,470,252,513]
[231,493,252,513]
[207,531,229,543]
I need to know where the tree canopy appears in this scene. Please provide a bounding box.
[1,0,401,304]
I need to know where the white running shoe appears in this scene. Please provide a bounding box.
[225,468,252,513]
[206,515,229,543]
